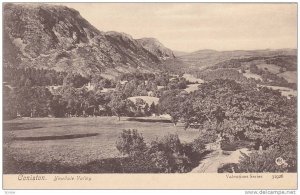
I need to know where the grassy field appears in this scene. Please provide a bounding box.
[183,73,205,83]
[242,70,262,81]
[257,63,281,74]
[278,71,297,83]
[185,84,200,93]
[4,117,200,167]
[128,96,159,105]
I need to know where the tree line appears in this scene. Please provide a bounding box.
[4,85,159,119]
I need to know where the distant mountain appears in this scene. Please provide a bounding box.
[173,51,189,57]
[3,3,174,78]
[177,49,297,70]
[187,49,218,55]
[136,38,175,60]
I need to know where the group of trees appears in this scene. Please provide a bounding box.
[115,72,190,98]
[3,67,121,119]
[4,85,53,119]
[108,93,158,120]
[3,67,67,87]
[3,84,159,119]
[158,79,296,172]
[4,68,197,120]
[4,67,117,89]
[115,79,157,98]
[196,69,257,86]
[119,72,173,87]
[90,75,116,90]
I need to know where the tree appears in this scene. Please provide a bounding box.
[13,86,53,117]
[50,95,67,117]
[3,86,18,120]
[63,73,89,88]
[135,98,146,116]
[144,103,150,116]
[108,93,127,121]
[149,102,157,115]
[158,90,184,126]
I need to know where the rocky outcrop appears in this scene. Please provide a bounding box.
[137,38,175,60]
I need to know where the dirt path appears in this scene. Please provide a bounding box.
[191,148,250,173]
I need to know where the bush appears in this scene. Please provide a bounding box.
[198,132,218,144]
[147,134,198,173]
[116,129,146,157]
[149,151,170,172]
[221,141,237,151]
[190,137,206,153]
[237,149,289,173]
[159,134,182,154]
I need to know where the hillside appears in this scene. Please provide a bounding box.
[177,49,297,70]
[137,38,175,60]
[193,54,297,98]
[173,50,189,57]
[201,55,297,84]
[3,3,175,77]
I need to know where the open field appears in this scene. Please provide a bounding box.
[128,96,159,105]
[185,84,200,93]
[242,70,262,81]
[278,71,297,83]
[257,63,281,74]
[4,117,200,167]
[183,73,205,83]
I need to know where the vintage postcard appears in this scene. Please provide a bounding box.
[2,2,297,190]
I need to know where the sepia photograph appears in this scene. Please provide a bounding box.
[2,1,297,190]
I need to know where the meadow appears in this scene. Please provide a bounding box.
[4,117,200,172]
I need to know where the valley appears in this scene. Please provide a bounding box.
[3,3,297,174]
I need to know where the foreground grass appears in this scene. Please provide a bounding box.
[4,116,200,173]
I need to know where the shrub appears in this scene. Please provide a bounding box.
[147,134,197,173]
[159,134,182,154]
[149,151,170,172]
[190,137,206,153]
[221,141,237,151]
[116,129,146,157]
[237,148,288,173]
[198,132,218,144]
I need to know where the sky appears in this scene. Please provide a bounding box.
[58,3,297,52]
